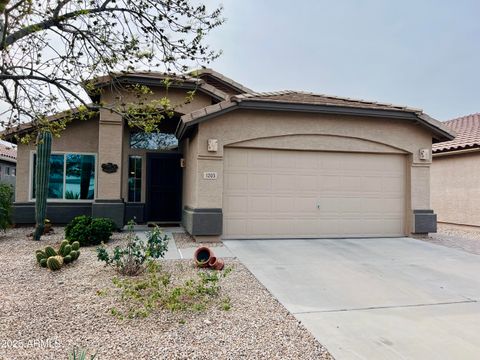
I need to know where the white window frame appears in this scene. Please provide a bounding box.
[29,151,98,202]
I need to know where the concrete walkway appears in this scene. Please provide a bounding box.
[135,230,233,260]
[224,237,480,360]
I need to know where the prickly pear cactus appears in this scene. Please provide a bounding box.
[33,131,52,241]
[71,241,80,251]
[46,256,63,271]
[44,246,57,257]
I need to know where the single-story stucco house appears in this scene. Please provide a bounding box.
[4,69,454,241]
[431,113,480,227]
[0,141,17,189]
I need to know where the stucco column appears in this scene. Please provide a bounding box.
[92,109,125,226]
[410,155,436,234]
[181,134,224,242]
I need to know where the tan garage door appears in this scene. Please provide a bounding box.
[223,148,406,239]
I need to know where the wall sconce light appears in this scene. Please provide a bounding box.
[207,139,218,152]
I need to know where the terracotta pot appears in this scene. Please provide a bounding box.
[194,246,214,268]
[209,257,224,271]
[208,256,217,268]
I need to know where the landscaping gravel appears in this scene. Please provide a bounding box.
[0,227,332,360]
[173,232,224,249]
[417,223,480,255]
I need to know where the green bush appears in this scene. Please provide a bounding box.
[0,184,13,231]
[65,215,116,246]
[97,222,169,276]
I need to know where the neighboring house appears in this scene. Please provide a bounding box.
[4,69,454,241]
[0,142,17,190]
[431,113,480,227]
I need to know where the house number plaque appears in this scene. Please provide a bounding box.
[203,172,218,180]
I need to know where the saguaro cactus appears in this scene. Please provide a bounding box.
[33,131,52,240]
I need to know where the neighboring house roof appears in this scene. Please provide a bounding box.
[176,90,455,143]
[432,113,480,153]
[0,143,17,163]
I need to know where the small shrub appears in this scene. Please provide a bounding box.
[0,183,13,231]
[65,215,116,246]
[108,261,231,319]
[97,222,168,276]
[69,347,97,360]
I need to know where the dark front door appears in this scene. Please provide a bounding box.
[146,153,182,222]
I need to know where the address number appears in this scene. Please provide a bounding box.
[203,172,218,180]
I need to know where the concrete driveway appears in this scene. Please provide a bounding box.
[224,237,480,360]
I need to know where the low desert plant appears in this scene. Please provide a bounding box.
[69,347,97,360]
[108,261,232,319]
[65,215,116,246]
[35,240,81,271]
[96,222,168,276]
[0,183,13,231]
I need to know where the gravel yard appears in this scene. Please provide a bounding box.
[0,227,332,360]
[173,232,224,249]
[417,223,480,255]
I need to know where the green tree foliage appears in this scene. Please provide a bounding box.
[0,183,13,230]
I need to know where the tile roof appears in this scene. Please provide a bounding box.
[432,113,480,153]
[181,90,426,124]
[0,143,16,162]
[178,90,455,143]
[231,91,424,112]
[192,68,253,94]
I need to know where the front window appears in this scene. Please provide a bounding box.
[32,153,96,200]
[130,132,178,150]
[128,156,142,202]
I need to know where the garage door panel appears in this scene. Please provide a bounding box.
[224,173,248,191]
[248,196,272,213]
[223,195,247,213]
[272,174,297,191]
[223,148,406,239]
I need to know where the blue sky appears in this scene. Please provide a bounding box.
[205,1,479,121]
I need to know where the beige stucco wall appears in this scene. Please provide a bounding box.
[15,118,99,202]
[431,151,480,226]
[182,135,199,208]
[185,110,434,236]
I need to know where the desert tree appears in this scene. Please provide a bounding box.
[0,0,223,239]
[0,0,224,138]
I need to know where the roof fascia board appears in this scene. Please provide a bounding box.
[433,147,480,157]
[177,100,454,142]
[0,155,16,163]
[237,101,420,120]
[176,105,238,139]
[202,75,251,94]
[98,77,226,101]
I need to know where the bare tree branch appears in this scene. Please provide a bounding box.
[0,0,224,138]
